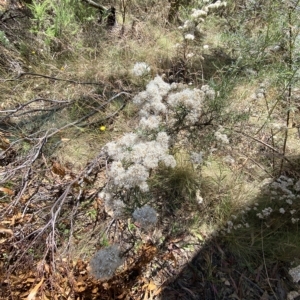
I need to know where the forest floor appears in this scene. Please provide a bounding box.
[1,1,300,299]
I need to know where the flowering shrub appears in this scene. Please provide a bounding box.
[89,245,123,280]
[174,0,228,81]
[97,74,222,279]
[100,76,218,205]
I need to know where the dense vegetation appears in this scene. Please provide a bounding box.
[0,0,300,299]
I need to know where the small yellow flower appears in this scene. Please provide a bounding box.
[60,67,64,71]
[31,51,36,54]
[99,126,106,131]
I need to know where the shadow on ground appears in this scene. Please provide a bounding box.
[159,237,296,300]
[160,156,300,300]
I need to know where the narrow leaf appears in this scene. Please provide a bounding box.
[0,187,14,195]
[27,278,44,300]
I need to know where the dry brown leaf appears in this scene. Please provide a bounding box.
[10,215,15,226]
[0,226,13,236]
[142,280,157,300]
[44,263,50,274]
[117,291,127,299]
[153,287,162,297]
[163,252,177,267]
[10,212,24,226]
[27,277,44,300]
[52,162,66,178]
[147,281,156,291]
[143,290,149,300]
[102,282,110,289]
[0,187,14,195]
[76,286,86,293]
[0,135,10,150]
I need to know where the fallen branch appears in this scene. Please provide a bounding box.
[81,0,107,11]
[233,128,295,166]
[1,72,108,87]
[0,97,70,122]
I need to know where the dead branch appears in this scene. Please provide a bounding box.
[233,128,298,171]
[81,0,107,11]
[5,148,107,274]
[0,98,71,122]
[0,131,49,215]
[1,72,108,87]
[0,82,131,281]
[46,91,130,136]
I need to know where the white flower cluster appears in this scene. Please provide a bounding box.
[279,208,285,214]
[219,205,256,235]
[186,52,194,58]
[222,220,245,234]
[223,155,235,165]
[109,161,149,191]
[214,126,229,144]
[295,179,300,191]
[104,131,176,191]
[289,265,300,283]
[132,62,151,77]
[190,151,203,164]
[132,205,157,229]
[139,115,162,130]
[133,76,215,128]
[167,88,204,125]
[270,175,300,207]
[100,191,126,219]
[255,175,300,223]
[206,0,227,10]
[133,75,170,117]
[89,245,123,280]
[256,207,273,219]
[270,175,294,194]
[184,33,195,40]
[168,84,215,126]
[196,189,203,204]
[191,9,207,21]
[219,174,300,236]
[178,1,227,40]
